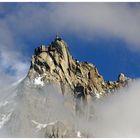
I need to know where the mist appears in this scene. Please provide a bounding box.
[91,79,140,137]
[0,76,140,137]
[0,77,82,137]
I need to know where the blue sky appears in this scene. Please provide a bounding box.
[0,2,140,84]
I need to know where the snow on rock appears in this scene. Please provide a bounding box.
[0,101,9,108]
[34,76,44,86]
[31,120,57,132]
[77,131,82,138]
[11,76,25,87]
[95,93,100,99]
[0,112,12,129]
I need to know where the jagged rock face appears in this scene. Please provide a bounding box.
[28,37,130,99]
[23,36,131,138]
[28,37,106,98]
[106,73,131,93]
[0,37,132,138]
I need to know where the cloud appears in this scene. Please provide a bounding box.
[46,3,140,49]
[90,79,140,137]
[2,3,140,47]
[0,74,140,137]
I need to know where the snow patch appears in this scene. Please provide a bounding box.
[31,120,57,131]
[0,112,12,129]
[0,101,9,108]
[34,76,44,86]
[77,131,82,137]
[95,93,100,99]
[11,76,25,87]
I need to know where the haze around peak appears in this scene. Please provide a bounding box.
[0,72,140,137]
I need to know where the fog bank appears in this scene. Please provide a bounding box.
[0,77,140,137]
[91,79,140,137]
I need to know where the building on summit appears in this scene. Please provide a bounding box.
[34,45,48,55]
[34,35,62,55]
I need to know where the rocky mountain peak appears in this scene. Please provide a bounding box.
[2,36,131,138]
[27,36,130,100]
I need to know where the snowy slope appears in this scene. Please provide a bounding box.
[0,77,90,137]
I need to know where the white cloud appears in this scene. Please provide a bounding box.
[46,3,140,48]
[4,3,140,48]
[90,79,140,137]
